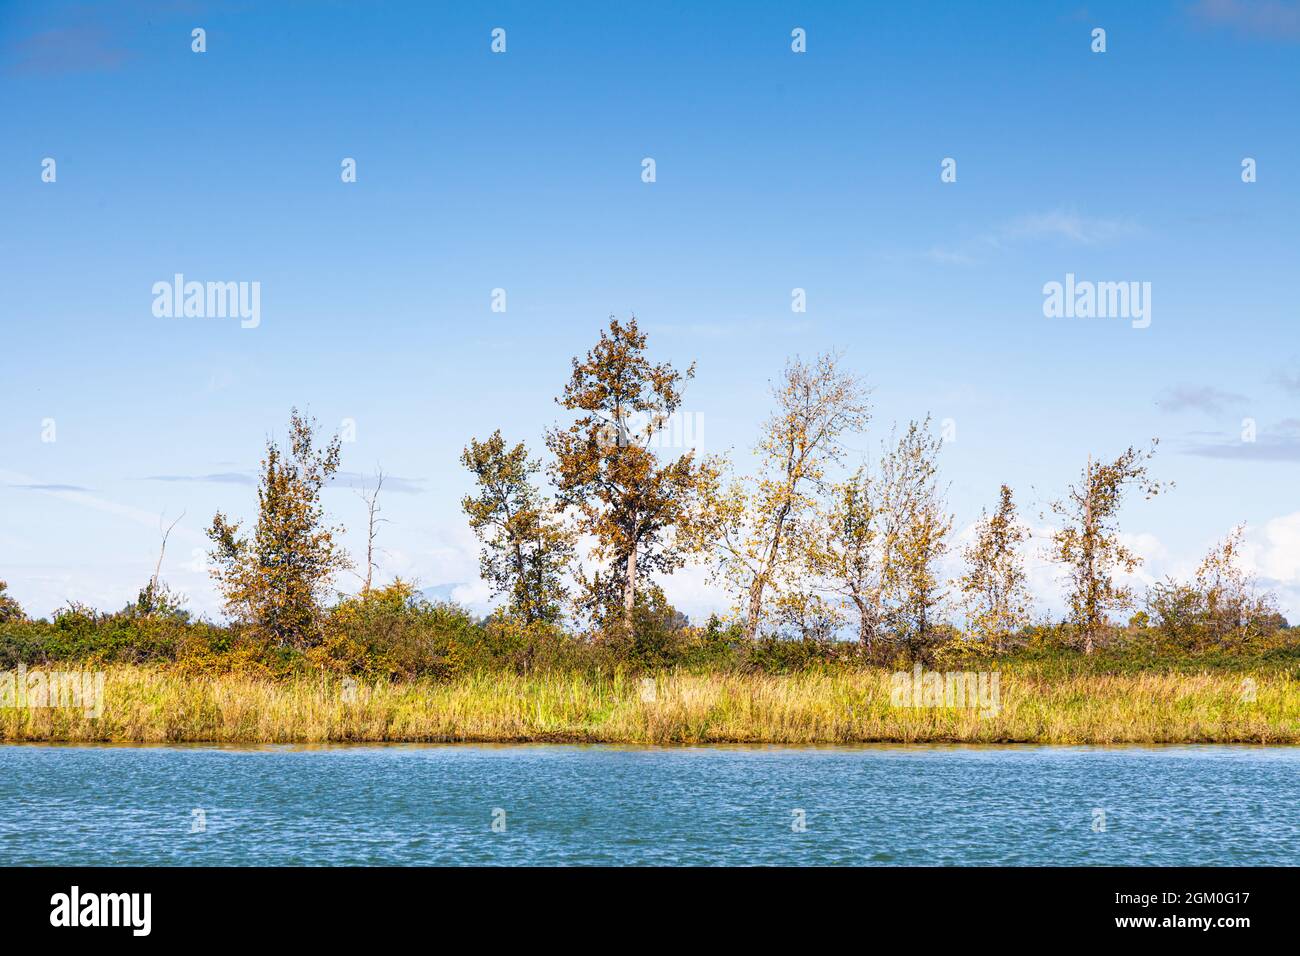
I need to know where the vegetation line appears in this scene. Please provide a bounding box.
[2,318,1295,745]
[2,665,1297,745]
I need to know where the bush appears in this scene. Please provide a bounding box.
[1146,578,1285,652]
[481,614,612,673]
[3,603,183,665]
[311,582,481,680]
[5,579,1294,682]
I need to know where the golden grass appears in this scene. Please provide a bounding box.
[2,665,1298,744]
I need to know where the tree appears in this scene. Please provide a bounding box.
[1047,442,1168,654]
[771,583,844,642]
[707,354,870,640]
[461,430,573,625]
[959,484,1031,652]
[878,418,952,658]
[1147,524,1280,649]
[354,469,388,593]
[804,466,884,652]
[0,581,25,624]
[206,409,351,648]
[546,317,708,632]
[135,511,186,617]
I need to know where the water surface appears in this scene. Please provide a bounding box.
[2,744,1296,865]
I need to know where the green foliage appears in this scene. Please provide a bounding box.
[601,583,692,668]
[1,591,1294,682]
[130,580,191,621]
[0,602,217,669]
[478,613,614,674]
[313,581,480,680]
[461,430,573,625]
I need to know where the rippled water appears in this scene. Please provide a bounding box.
[1,744,1296,865]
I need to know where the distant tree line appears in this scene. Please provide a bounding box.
[3,317,1286,666]
[450,317,1286,658]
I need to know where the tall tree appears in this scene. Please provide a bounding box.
[878,418,952,658]
[207,409,350,648]
[462,430,573,625]
[1047,442,1168,654]
[708,354,869,640]
[804,466,885,652]
[959,484,1031,651]
[546,317,707,631]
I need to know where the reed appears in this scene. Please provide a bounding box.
[3,664,1298,744]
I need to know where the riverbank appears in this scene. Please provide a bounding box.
[3,665,1298,744]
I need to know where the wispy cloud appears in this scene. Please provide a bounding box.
[1269,366,1300,396]
[143,472,256,486]
[1156,384,1249,415]
[140,470,427,493]
[921,245,982,266]
[334,472,428,495]
[1001,210,1140,244]
[1182,434,1300,461]
[2,25,131,75]
[648,319,817,338]
[1189,0,1300,40]
[924,208,1140,266]
[6,483,94,493]
[0,468,206,542]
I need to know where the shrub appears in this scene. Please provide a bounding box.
[481,614,610,673]
[312,582,480,680]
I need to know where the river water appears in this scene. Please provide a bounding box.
[1,744,1295,865]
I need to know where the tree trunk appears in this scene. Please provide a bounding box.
[745,501,792,640]
[513,542,527,619]
[1083,455,1095,655]
[856,601,873,658]
[917,593,928,651]
[623,548,636,631]
[744,577,765,641]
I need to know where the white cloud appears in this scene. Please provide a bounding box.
[1001,210,1139,244]
[1240,512,1300,585]
[924,208,1140,266]
[660,559,732,624]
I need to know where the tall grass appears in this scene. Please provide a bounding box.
[3,664,1297,744]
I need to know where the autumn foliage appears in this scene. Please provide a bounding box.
[2,320,1293,679]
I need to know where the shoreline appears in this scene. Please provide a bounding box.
[3,666,1298,746]
[3,740,1299,750]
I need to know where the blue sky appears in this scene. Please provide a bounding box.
[1,0,1298,621]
